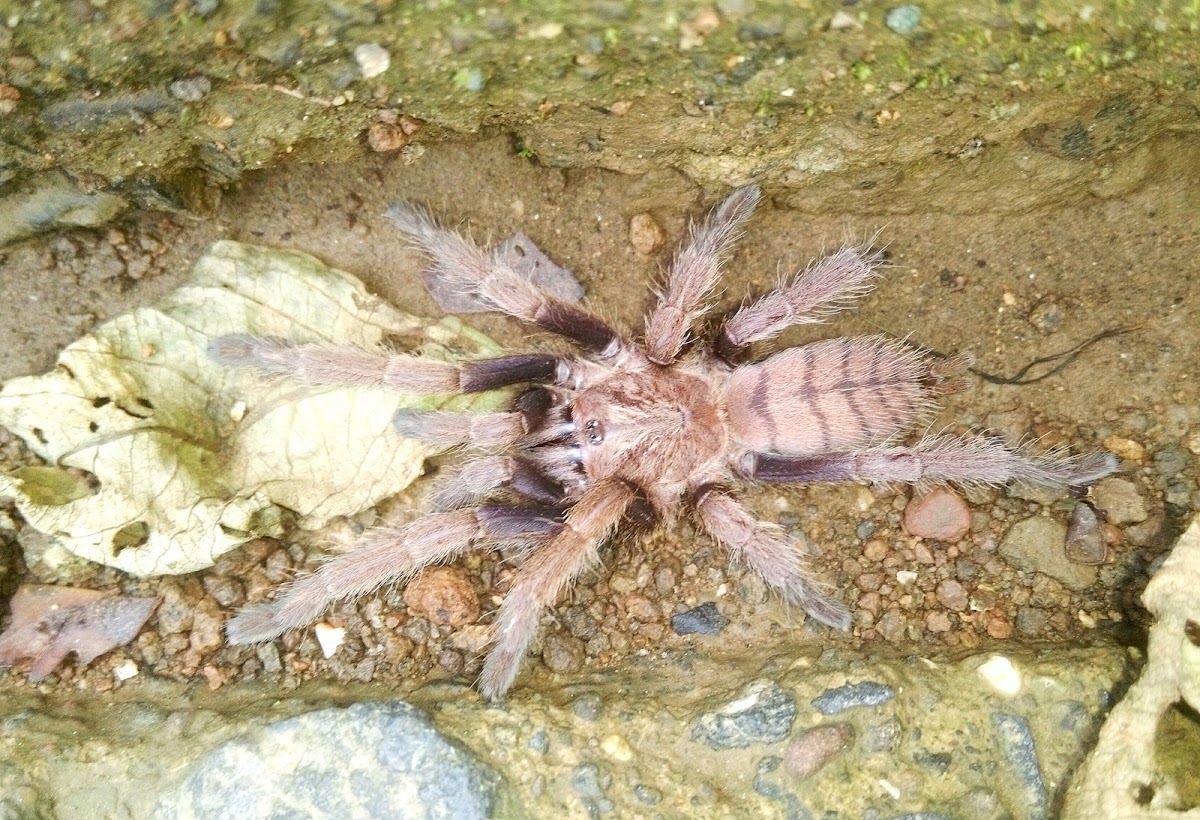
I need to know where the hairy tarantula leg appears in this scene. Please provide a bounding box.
[742,435,1118,488]
[392,408,529,447]
[694,486,852,630]
[386,200,623,357]
[479,480,636,701]
[716,244,885,362]
[428,455,566,510]
[644,185,762,365]
[226,505,564,645]
[209,334,561,394]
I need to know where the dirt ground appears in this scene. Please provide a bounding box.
[1,135,1197,698]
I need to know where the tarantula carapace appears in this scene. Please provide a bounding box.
[213,186,1117,700]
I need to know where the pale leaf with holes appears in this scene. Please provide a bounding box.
[0,241,502,577]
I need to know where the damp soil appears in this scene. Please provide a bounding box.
[0,135,1197,704]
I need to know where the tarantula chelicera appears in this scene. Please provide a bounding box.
[213,186,1117,700]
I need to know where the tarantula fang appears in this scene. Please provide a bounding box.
[213,186,1117,700]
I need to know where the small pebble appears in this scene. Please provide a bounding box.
[624,594,658,622]
[877,608,908,642]
[1103,435,1144,462]
[255,642,282,673]
[169,76,212,102]
[1064,502,1107,565]
[571,693,604,721]
[1152,446,1190,479]
[998,517,1097,591]
[541,632,585,675]
[366,122,408,153]
[671,602,728,635]
[314,623,345,658]
[784,724,854,780]
[1091,477,1148,525]
[691,680,796,749]
[189,600,224,653]
[903,487,971,542]
[453,68,485,92]
[633,784,662,805]
[991,713,1049,819]
[628,213,666,255]
[1027,297,1064,332]
[353,43,390,79]
[828,10,860,30]
[402,566,480,626]
[885,4,922,34]
[811,681,895,715]
[935,579,968,611]
[601,734,633,762]
[1015,606,1047,637]
[926,611,952,632]
[978,655,1021,695]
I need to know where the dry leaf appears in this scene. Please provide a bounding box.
[0,584,159,681]
[0,241,503,577]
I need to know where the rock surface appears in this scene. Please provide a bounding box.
[152,701,508,820]
[999,517,1098,591]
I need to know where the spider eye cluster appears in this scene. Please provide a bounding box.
[584,419,605,444]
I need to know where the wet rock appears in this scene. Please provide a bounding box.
[542,632,585,675]
[904,487,972,542]
[0,761,49,818]
[671,601,727,635]
[998,517,1097,591]
[402,566,480,626]
[811,680,895,715]
[42,92,179,131]
[784,724,854,779]
[1064,501,1107,565]
[0,172,129,247]
[991,712,1049,820]
[1091,477,1148,525]
[152,701,506,819]
[571,762,613,817]
[691,679,796,749]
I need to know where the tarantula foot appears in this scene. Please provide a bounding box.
[1064,451,1119,488]
[225,601,290,645]
[208,333,289,370]
[804,595,853,631]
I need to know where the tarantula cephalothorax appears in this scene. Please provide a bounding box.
[213,186,1117,700]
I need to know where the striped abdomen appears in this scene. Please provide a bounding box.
[725,336,938,456]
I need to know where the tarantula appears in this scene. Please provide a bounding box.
[213,186,1116,700]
